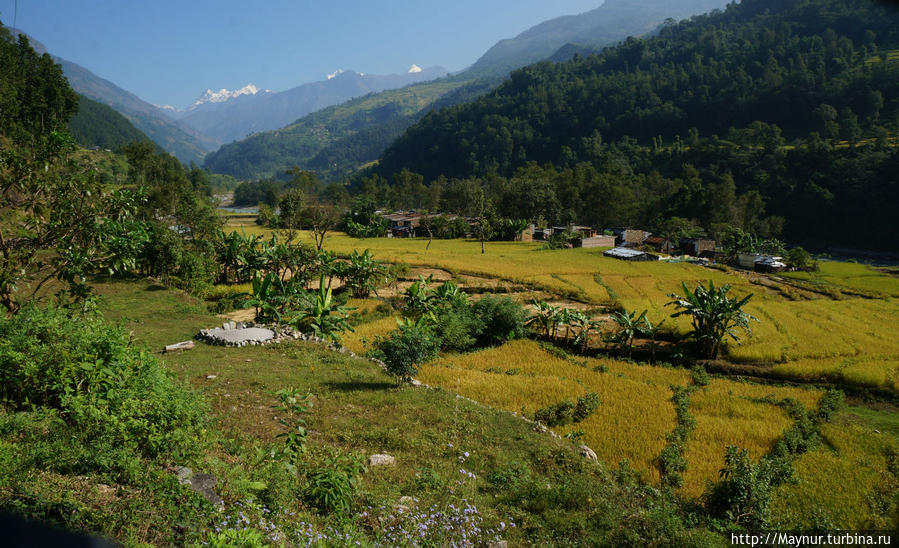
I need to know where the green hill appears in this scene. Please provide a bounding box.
[68,94,154,150]
[203,78,471,180]
[368,0,899,250]
[203,1,733,181]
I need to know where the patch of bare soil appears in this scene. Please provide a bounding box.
[218,308,256,322]
[408,267,453,281]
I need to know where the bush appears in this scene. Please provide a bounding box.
[472,296,528,346]
[702,446,794,529]
[535,393,600,426]
[303,452,366,514]
[375,324,441,383]
[434,306,483,352]
[690,366,710,386]
[572,392,601,422]
[0,306,209,468]
[535,400,575,426]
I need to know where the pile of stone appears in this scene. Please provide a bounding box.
[197,321,290,348]
[196,321,357,352]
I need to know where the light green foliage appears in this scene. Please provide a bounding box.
[0,305,208,473]
[294,276,355,344]
[667,281,757,359]
[703,446,794,530]
[274,388,311,465]
[303,452,366,514]
[375,323,441,383]
[336,249,388,299]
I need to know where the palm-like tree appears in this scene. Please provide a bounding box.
[296,275,354,344]
[666,280,758,359]
[526,299,559,339]
[608,309,648,358]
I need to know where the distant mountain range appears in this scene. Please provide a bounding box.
[8,25,449,165]
[8,28,214,165]
[465,0,731,77]
[204,0,731,180]
[169,65,448,147]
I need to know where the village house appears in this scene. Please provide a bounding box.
[737,252,787,272]
[643,236,673,253]
[609,228,652,247]
[679,237,717,257]
[603,247,660,262]
[579,234,616,248]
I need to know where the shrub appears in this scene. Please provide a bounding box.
[690,366,710,386]
[535,393,599,426]
[472,296,528,346]
[703,446,794,529]
[534,400,575,426]
[572,392,601,422]
[304,452,366,514]
[335,249,387,299]
[375,324,441,383]
[434,306,483,352]
[0,306,208,468]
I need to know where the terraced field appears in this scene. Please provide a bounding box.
[219,224,899,528]
[229,225,899,394]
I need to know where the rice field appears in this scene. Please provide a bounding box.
[769,420,899,529]
[419,340,688,483]
[342,316,398,354]
[782,261,899,298]
[226,225,899,392]
[680,380,822,498]
[414,339,837,494]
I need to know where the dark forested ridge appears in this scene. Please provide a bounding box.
[373,0,899,250]
[68,95,155,150]
[203,1,732,182]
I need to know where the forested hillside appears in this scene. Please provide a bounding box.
[68,94,154,149]
[203,78,471,180]
[203,0,731,182]
[374,0,899,250]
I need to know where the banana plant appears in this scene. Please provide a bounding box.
[403,274,437,318]
[526,299,561,339]
[608,309,648,358]
[243,271,285,324]
[666,280,757,359]
[295,275,355,344]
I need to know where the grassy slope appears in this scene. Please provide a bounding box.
[93,281,719,546]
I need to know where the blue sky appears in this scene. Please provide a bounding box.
[3,0,603,108]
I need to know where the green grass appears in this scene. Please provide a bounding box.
[84,280,721,546]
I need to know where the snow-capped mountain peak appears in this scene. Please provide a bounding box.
[327,69,345,80]
[408,64,423,73]
[190,84,270,109]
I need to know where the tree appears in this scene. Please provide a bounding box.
[608,309,647,358]
[666,281,758,359]
[305,203,340,251]
[375,322,440,384]
[278,189,305,242]
[0,32,149,312]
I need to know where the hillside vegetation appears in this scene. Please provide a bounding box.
[68,94,154,150]
[203,79,471,180]
[374,0,899,250]
[203,0,732,181]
